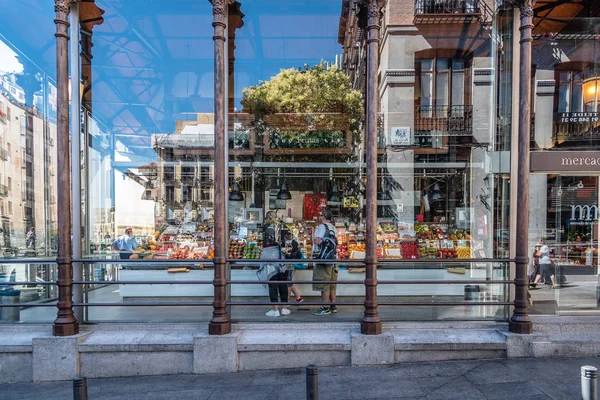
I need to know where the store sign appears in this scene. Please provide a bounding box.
[388,127,411,146]
[556,112,599,124]
[531,151,600,172]
[265,129,349,153]
[571,205,598,222]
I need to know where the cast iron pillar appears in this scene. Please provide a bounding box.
[509,0,535,334]
[361,0,386,336]
[53,0,79,336]
[209,0,234,335]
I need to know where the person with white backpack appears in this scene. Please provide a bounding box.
[311,209,338,315]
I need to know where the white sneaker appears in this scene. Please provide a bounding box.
[265,309,280,317]
[280,308,291,316]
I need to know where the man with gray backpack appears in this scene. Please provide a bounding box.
[312,209,338,315]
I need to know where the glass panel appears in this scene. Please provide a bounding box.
[82,0,215,322]
[452,71,465,108]
[0,0,59,322]
[435,73,449,108]
[436,59,448,72]
[530,176,600,315]
[229,0,364,322]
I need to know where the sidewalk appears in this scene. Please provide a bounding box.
[4,356,596,400]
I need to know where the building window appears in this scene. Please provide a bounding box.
[7,177,11,191]
[8,202,11,214]
[556,71,584,113]
[417,58,470,117]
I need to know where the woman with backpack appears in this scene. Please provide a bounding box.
[262,211,292,317]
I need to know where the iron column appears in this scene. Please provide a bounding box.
[361,0,386,335]
[53,0,79,336]
[208,0,233,335]
[509,0,535,334]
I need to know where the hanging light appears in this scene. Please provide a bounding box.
[583,77,600,107]
[276,182,292,200]
[229,182,244,201]
[329,185,342,203]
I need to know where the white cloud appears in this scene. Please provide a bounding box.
[0,40,23,75]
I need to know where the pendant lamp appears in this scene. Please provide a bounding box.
[276,182,292,200]
[229,182,244,201]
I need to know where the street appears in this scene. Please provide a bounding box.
[3,356,597,399]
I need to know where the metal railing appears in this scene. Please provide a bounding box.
[415,0,480,15]
[0,257,514,321]
[415,105,473,132]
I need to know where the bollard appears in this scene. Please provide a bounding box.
[582,366,598,400]
[306,364,318,400]
[73,376,88,400]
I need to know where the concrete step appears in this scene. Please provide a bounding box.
[529,333,600,358]
[393,329,507,362]
[236,329,352,371]
[532,316,600,334]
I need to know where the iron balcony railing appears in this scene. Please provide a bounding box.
[0,184,8,197]
[415,0,480,15]
[0,148,7,161]
[415,105,473,133]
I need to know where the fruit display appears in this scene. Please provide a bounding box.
[456,246,472,259]
[243,244,261,259]
[228,240,245,259]
[418,244,437,259]
[337,243,349,260]
[348,243,366,253]
[401,242,419,259]
[376,246,384,259]
[447,230,471,241]
[170,248,190,259]
[379,222,396,232]
[438,248,457,259]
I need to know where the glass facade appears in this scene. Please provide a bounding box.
[528,0,600,315]
[4,0,587,325]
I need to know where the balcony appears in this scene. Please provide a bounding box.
[414,0,489,24]
[414,105,473,134]
[0,148,7,161]
[0,185,7,197]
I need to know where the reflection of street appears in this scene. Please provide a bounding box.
[530,271,600,315]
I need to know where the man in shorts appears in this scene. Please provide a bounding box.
[312,210,338,315]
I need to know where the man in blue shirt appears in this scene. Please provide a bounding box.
[112,227,138,259]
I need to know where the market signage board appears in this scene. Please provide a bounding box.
[531,151,600,173]
[264,129,351,154]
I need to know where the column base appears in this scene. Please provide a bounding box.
[509,317,533,334]
[209,320,232,335]
[52,322,79,337]
[360,320,382,335]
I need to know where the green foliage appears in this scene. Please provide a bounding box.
[240,63,364,160]
[241,63,362,118]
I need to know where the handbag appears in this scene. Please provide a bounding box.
[256,263,278,286]
[294,252,308,270]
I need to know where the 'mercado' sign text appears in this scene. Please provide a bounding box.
[531,151,600,172]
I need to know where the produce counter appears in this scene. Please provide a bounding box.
[119,266,504,298]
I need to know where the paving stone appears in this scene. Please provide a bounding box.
[423,376,485,400]
[464,361,527,384]
[475,381,548,399]
[142,389,214,400]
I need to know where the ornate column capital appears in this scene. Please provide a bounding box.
[209,0,236,17]
[55,0,79,13]
[518,0,535,18]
